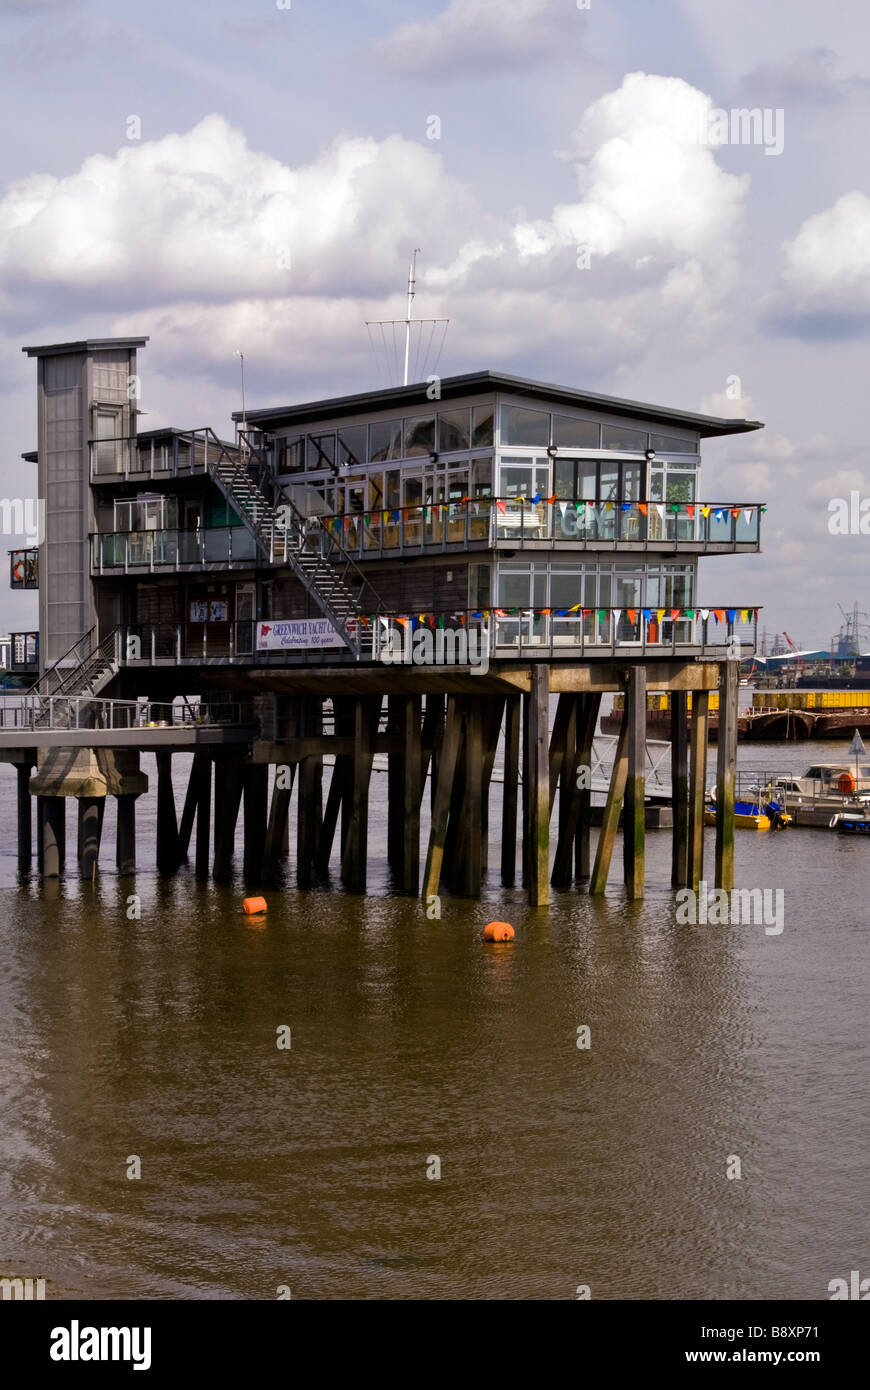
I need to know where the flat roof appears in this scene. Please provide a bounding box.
[22,337,149,358]
[236,370,764,439]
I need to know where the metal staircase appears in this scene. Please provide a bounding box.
[205,429,385,657]
[31,626,122,727]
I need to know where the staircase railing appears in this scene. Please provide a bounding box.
[31,626,97,698]
[31,626,124,727]
[206,428,386,658]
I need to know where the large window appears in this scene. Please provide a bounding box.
[437,409,471,452]
[499,404,550,447]
[552,413,599,449]
[404,416,435,457]
[370,420,403,462]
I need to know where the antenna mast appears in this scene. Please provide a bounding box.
[403,248,421,387]
[365,250,449,389]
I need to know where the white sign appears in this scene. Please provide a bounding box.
[256,619,352,651]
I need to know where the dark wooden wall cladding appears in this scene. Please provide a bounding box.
[135,580,181,628]
[271,562,474,621]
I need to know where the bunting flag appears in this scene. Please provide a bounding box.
[743,508,753,522]
[546,493,557,505]
[700,608,710,620]
[558,501,568,517]
[597,609,606,621]
[530,493,542,504]
[638,503,648,516]
[612,609,622,626]
[657,608,666,622]
[715,608,725,623]
[496,499,507,514]
[741,608,749,622]
[655,504,665,521]
[627,608,637,624]
[731,508,740,518]
[687,505,695,519]
[714,509,724,521]
[701,505,710,517]
[642,608,652,622]
[727,608,737,622]
[671,608,680,620]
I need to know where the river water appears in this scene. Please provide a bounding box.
[0,715,868,1301]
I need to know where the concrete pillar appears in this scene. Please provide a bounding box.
[527,663,550,907]
[116,795,137,876]
[39,796,66,879]
[77,797,105,880]
[17,763,32,870]
[670,691,689,888]
[155,751,179,876]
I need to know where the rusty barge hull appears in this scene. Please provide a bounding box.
[601,709,870,742]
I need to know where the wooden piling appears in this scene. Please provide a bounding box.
[501,695,520,883]
[623,666,646,899]
[527,663,550,907]
[575,693,601,881]
[212,758,244,881]
[479,697,506,875]
[341,697,379,892]
[262,766,293,880]
[589,715,629,896]
[243,763,269,883]
[194,759,212,880]
[458,698,483,897]
[552,695,579,888]
[155,751,179,876]
[688,690,710,892]
[714,662,738,891]
[177,753,208,862]
[401,694,423,893]
[670,690,689,888]
[422,694,462,903]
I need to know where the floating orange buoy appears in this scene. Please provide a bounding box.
[838,772,857,795]
[484,921,514,942]
[243,897,268,915]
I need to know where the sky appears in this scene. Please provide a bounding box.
[2,0,870,647]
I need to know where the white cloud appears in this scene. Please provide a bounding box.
[512,73,748,273]
[0,115,483,310]
[371,0,581,78]
[774,192,870,333]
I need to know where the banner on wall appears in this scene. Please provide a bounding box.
[256,619,354,651]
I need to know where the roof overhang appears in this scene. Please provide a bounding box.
[22,337,149,358]
[235,370,764,439]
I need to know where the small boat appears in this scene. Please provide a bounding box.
[705,796,791,831]
[829,813,870,835]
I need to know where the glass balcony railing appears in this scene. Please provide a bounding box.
[308,500,763,555]
[91,528,257,571]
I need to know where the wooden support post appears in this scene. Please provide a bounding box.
[213,758,244,881]
[575,693,601,881]
[521,691,531,886]
[297,697,324,886]
[40,796,65,879]
[422,695,462,903]
[341,697,378,892]
[688,690,710,893]
[715,662,738,891]
[458,698,483,897]
[194,759,211,881]
[552,696,579,888]
[548,694,575,813]
[155,751,179,876]
[528,663,550,907]
[243,762,269,883]
[402,695,423,893]
[262,766,293,880]
[623,666,646,900]
[670,690,689,888]
[77,797,105,881]
[387,695,403,871]
[443,698,468,885]
[425,694,445,815]
[589,716,629,896]
[479,697,506,875]
[501,695,520,884]
[177,754,208,861]
[17,763,31,870]
[116,795,137,876]
[315,757,348,875]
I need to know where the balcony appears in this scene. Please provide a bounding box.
[115,607,758,668]
[308,498,763,558]
[89,428,236,481]
[92,528,258,573]
[9,548,38,589]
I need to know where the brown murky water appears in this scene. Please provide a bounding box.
[0,732,868,1300]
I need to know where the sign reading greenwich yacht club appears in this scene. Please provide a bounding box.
[256,619,355,651]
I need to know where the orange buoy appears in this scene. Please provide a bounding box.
[243,896,268,915]
[838,772,857,795]
[484,920,515,942]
